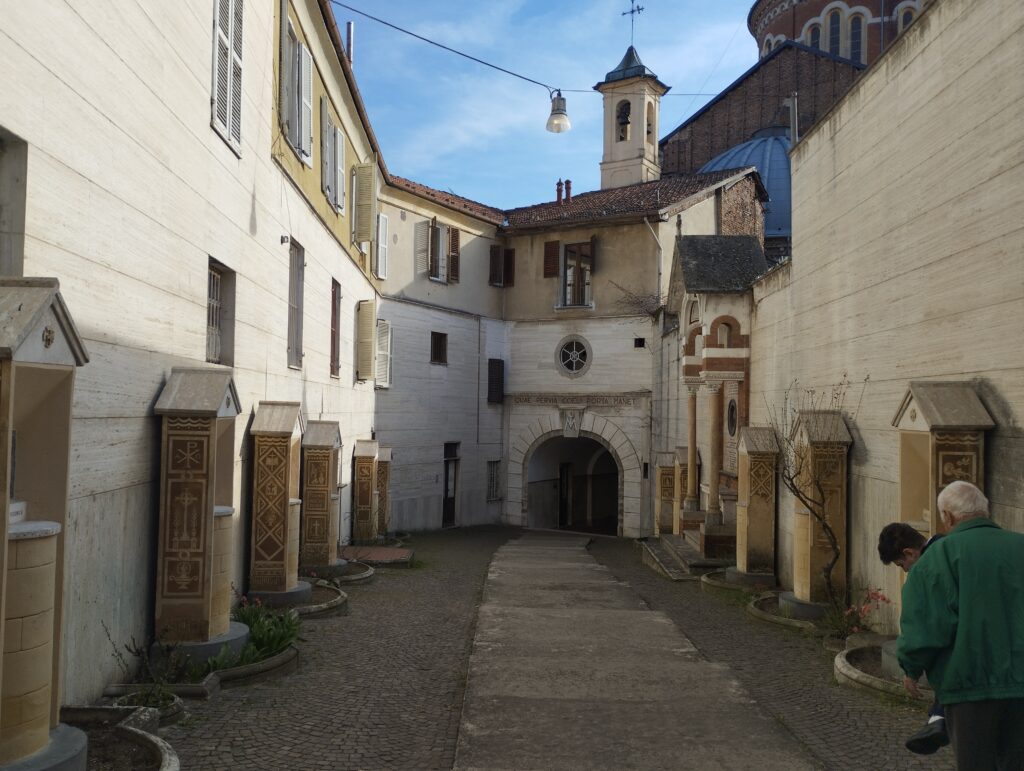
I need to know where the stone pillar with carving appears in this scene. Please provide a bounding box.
[376,448,392,538]
[732,427,779,584]
[300,421,341,573]
[684,384,699,512]
[353,440,379,544]
[249,401,310,607]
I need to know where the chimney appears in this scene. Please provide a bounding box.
[565,179,572,202]
[346,22,355,64]
[556,179,563,204]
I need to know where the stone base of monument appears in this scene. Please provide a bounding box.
[149,620,250,665]
[778,590,829,621]
[297,559,348,579]
[724,566,777,588]
[248,580,312,608]
[3,724,88,771]
[698,523,736,559]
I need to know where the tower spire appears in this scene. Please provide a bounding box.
[622,1,645,46]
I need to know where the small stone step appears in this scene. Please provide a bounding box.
[660,534,734,575]
[638,539,693,581]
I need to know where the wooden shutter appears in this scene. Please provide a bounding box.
[590,235,598,274]
[354,161,377,242]
[503,248,516,287]
[414,220,430,274]
[489,244,503,286]
[428,219,439,278]
[487,358,505,403]
[356,299,376,380]
[330,279,340,376]
[298,43,312,159]
[229,0,243,144]
[287,243,303,367]
[320,97,331,197]
[213,0,231,134]
[375,319,391,386]
[376,214,388,279]
[543,240,559,278]
[447,227,460,283]
[334,126,345,210]
[278,0,290,129]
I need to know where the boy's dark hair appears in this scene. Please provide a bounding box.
[877,522,927,564]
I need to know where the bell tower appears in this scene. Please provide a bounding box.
[595,46,669,189]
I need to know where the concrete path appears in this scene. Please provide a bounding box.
[455,533,819,770]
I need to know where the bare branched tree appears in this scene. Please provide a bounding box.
[763,371,869,609]
[609,280,663,317]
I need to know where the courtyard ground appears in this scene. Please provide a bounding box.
[164,526,954,770]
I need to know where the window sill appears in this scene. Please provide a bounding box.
[555,303,594,311]
[211,121,242,159]
[430,361,448,366]
[428,277,449,285]
[287,364,303,371]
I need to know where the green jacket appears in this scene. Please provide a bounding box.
[897,517,1024,705]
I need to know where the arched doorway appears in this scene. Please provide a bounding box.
[526,436,620,535]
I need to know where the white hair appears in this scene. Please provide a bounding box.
[937,480,989,523]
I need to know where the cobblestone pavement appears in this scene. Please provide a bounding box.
[588,538,956,771]
[163,527,513,770]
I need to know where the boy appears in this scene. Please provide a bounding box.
[877,522,947,755]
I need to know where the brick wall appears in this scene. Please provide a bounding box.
[719,177,765,246]
[660,45,861,175]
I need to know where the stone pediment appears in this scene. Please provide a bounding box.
[353,439,379,458]
[892,382,994,431]
[790,410,852,446]
[739,426,779,455]
[155,367,241,418]
[302,420,341,449]
[250,401,304,437]
[0,278,88,366]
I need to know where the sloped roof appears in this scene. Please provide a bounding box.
[503,170,748,231]
[677,235,768,293]
[595,46,669,91]
[251,401,304,437]
[793,410,853,445]
[0,278,88,366]
[892,382,994,430]
[155,367,240,417]
[389,176,505,225]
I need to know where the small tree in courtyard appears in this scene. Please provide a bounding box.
[764,372,868,610]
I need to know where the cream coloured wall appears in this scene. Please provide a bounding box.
[749,0,1024,626]
[0,0,379,703]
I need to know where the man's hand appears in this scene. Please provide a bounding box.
[903,675,923,699]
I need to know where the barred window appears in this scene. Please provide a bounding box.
[207,264,223,364]
[487,461,502,501]
[430,331,448,365]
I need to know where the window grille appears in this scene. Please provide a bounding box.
[431,332,448,365]
[207,265,222,363]
[487,461,502,501]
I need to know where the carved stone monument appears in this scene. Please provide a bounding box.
[153,368,248,660]
[376,447,392,538]
[300,421,341,572]
[352,440,379,544]
[730,426,778,586]
[249,402,310,606]
[0,279,88,768]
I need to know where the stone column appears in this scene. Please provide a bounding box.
[684,386,699,512]
[706,382,723,526]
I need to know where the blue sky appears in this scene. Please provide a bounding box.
[331,1,759,210]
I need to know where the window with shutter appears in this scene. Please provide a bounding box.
[447,227,460,283]
[321,97,332,199]
[330,279,341,376]
[487,358,504,404]
[430,332,448,365]
[428,220,447,282]
[543,240,559,278]
[503,248,516,287]
[488,244,504,286]
[287,240,304,367]
[375,214,388,279]
[212,0,243,153]
[375,319,392,387]
[298,44,312,163]
[278,0,290,130]
[414,220,430,274]
[354,161,377,244]
[334,126,345,212]
[563,241,593,307]
[356,299,376,380]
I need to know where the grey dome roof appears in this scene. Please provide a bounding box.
[699,130,791,238]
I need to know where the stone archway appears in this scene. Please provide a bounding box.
[506,414,643,537]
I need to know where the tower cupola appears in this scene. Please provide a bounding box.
[594,46,670,189]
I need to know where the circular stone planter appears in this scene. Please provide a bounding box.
[62,705,179,771]
[834,645,933,703]
[333,561,375,584]
[113,692,186,727]
[700,570,751,597]
[215,644,300,689]
[822,635,847,653]
[294,580,349,618]
[746,592,823,635]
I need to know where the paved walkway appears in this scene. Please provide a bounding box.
[163,527,952,769]
[455,533,817,769]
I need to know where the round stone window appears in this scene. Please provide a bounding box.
[556,335,592,378]
[727,399,738,437]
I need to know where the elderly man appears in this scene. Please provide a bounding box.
[897,480,1024,770]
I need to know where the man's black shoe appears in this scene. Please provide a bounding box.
[905,719,950,755]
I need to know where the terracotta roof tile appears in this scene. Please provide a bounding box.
[389,176,505,225]
[502,170,743,230]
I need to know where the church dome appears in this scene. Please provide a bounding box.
[699,128,791,238]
